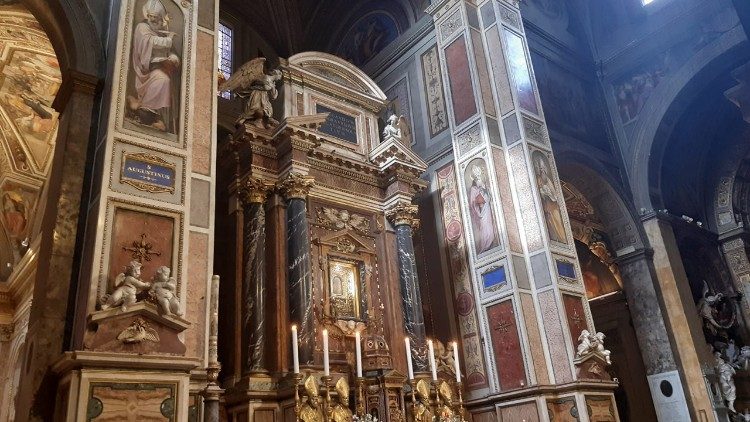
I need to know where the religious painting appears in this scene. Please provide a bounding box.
[0,50,61,168]
[0,181,37,258]
[338,12,399,67]
[531,150,567,244]
[503,29,539,115]
[328,259,361,319]
[420,45,449,137]
[125,0,184,141]
[463,158,499,256]
[575,240,622,299]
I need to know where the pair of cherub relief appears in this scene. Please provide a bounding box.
[100,260,182,316]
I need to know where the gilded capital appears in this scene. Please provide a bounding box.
[278,173,315,200]
[385,202,419,227]
[240,177,274,204]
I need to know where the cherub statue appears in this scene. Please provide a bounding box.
[300,375,325,422]
[331,378,353,422]
[716,351,738,413]
[413,379,433,422]
[219,57,282,128]
[437,381,455,421]
[593,332,611,365]
[100,260,151,312]
[149,266,182,316]
[382,114,412,145]
[576,329,592,357]
[434,340,457,378]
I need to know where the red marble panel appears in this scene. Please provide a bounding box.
[546,397,578,422]
[109,208,175,288]
[562,294,589,344]
[487,300,526,391]
[585,395,616,421]
[444,35,477,125]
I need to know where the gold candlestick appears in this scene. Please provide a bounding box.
[294,372,304,422]
[409,379,417,419]
[356,377,366,417]
[322,375,333,422]
[456,381,467,422]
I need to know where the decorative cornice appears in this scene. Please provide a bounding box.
[385,201,420,228]
[240,177,275,204]
[278,173,315,200]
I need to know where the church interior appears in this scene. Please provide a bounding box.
[1,0,750,421]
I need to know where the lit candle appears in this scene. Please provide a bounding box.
[323,329,330,376]
[355,330,363,378]
[291,325,299,374]
[428,339,437,381]
[405,337,414,380]
[452,341,461,383]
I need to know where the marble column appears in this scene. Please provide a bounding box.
[203,275,223,422]
[241,178,274,373]
[279,173,315,364]
[386,201,428,372]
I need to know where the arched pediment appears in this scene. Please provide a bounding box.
[287,52,387,102]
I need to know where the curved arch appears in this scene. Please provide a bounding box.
[288,51,388,100]
[626,26,748,211]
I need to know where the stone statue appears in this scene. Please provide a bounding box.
[331,378,353,422]
[737,409,750,421]
[698,280,736,336]
[117,317,159,344]
[576,329,611,364]
[300,375,325,422]
[219,57,282,128]
[149,266,183,316]
[437,381,455,421]
[413,379,433,422]
[576,329,593,357]
[100,260,151,312]
[382,114,411,145]
[716,351,738,412]
[434,340,456,378]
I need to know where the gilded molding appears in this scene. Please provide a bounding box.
[279,173,315,200]
[240,177,275,204]
[385,201,420,228]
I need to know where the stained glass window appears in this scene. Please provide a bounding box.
[217,22,232,99]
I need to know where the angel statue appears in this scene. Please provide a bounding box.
[697,280,736,337]
[149,266,182,316]
[219,57,282,129]
[382,114,412,144]
[331,378,353,422]
[576,329,593,357]
[716,351,738,413]
[100,260,151,312]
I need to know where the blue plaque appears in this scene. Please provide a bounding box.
[121,152,176,194]
[316,104,358,144]
[483,266,507,290]
[556,260,576,279]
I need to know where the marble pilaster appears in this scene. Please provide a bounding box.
[279,173,315,364]
[241,178,274,373]
[386,201,428,371]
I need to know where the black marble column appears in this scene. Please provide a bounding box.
[241,179,272,373]
[388,202,428,372]
[281,174,315,364]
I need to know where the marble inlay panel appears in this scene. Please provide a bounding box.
[486,300,526,391]
[88,383,176,421]
[192,30,214,175]
[470,30,496,116]
[491,148,522,253]
[520,293,549,384]
[186,231,208,358]
[445,35,478,126]
[509,145,543,251]
[562,294,588,345]
[420,44,449,137]
[440,9,464,42]
[585,395,616,421]
[538,290,573,383]
[498,401,540,422]
[546,396,579,422]
[486,26,514,115]
[530,253,552,289]
[503,28,539,115]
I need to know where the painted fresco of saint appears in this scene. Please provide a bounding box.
[127,0,181,135]
[2,190,27,238]
[466,160,499,255]
[533,151,567,243]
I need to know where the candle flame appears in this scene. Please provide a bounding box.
[291,324,297,330]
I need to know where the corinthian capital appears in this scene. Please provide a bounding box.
[386,201,420,228]
[240,177,275,204]
[278,173,315,200]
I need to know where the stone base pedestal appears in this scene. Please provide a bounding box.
[51,351,200,421]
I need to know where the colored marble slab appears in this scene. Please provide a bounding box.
[486,300,526,391]
[88,382,175,421]
[563,294,588,344]
[395,223,428,371]
[502,29,539,115]
[445,35,478,126]
[498,402,540,422]
[520,293,549,384]
[108,208,175,289]
[480,1,496,27]
[486,25,514,115]
[192,30,214,175]
[508,145,543,251]
[491,148,523,253]
[538,290,573,383]
[546,397,579,422]
[556,259,576,279]
[436,163,488,389]
[482,266,506,290]
[585,395,616,421]
[470,30,496,116]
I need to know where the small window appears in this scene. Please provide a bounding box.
[217,22,233,99]
[642,0,656,4]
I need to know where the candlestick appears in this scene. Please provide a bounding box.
[323,329,330,376]
[456,381,467,422]
[452,341,461,383]
[428,339,437,381]
[355,330,363,378]
[356,377,366,417]
[405,337,414,380]
[291,325,300,374]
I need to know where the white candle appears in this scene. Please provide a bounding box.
[428,339,437,381]
[405,337,414,380]
[292,325,300,374]
[323,329,330,376]
[453,341,461,383]
[355,330,363,378]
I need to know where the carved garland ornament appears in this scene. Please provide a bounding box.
[317,207,371,234]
